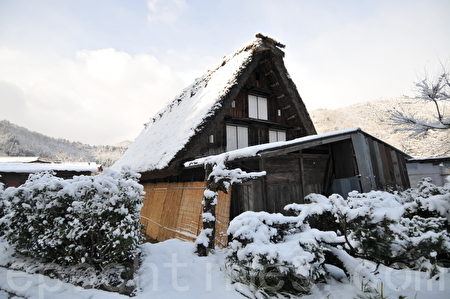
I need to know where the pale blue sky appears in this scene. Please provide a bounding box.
[0,0,449,144]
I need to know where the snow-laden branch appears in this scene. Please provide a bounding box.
[390,109,450,136]
[195,160,265,256]
[208,161,266,193]
[389,69,450,135]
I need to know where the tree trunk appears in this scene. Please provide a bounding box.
[196,164,217,256]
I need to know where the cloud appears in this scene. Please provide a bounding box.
[147,0,187,24]
[0,47,196,145]
[284,1,450,110]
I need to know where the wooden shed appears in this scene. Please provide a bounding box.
[186,128,411,219]
[113,34,410,245]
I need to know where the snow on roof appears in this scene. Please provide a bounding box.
[0,157,48,163]
[0,162,101,173]
[185,128,361,168]
[112,38,265,173]
[407,156,450,163]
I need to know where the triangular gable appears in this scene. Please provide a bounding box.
[113,35,316,174]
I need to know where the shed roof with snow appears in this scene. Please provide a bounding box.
[0,161,102,187]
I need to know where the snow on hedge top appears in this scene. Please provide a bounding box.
[113,39,261,173]
[0,162,100,173]
[185,128,361,167]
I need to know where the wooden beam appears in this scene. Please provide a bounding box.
[259,157,268,211]
[372,140,386,186]
[323,145,334,195]
[260,135,351,158]
[351,132,376,192]
[299,153,305,200]
[270,82,280,88]
[280,153,329,159]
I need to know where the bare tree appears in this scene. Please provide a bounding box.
[390,69,450,135]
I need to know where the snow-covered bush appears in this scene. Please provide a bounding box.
[226,179,450,296]
[286,179,450,275]
[1,168,144,269]
[226,212,344,296]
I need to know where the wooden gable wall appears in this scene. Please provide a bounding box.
[141,48,316,181]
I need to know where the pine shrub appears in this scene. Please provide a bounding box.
[226,178,450,296]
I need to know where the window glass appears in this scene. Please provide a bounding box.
[269,130,277,143]
[269,129,286,143]
[226,125,248,151]
[258,97,268,120]
[248,95,268,120]
[237,126,248,148]
[248,95,258,119]
[226,125,237,151]
[278,130,286,141]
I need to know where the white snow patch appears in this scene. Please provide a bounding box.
[0,239,449,298]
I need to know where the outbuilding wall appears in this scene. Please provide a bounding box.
[140,181,231,248]
[407,159,450,187]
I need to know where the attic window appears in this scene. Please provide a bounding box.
[269,129,286,143]
[248,95,268,120]
[209,134,214,144]
[231,100,236,108]
[226,124,248,151]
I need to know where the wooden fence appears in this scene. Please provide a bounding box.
[140,181,231,248]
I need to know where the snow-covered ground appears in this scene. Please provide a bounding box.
[1,238,449,299]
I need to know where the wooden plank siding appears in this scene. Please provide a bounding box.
[140,182,231,248]
[351,132,376,192]
[364,135,410,191]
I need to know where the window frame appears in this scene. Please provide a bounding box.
[248,94,268,120]
[269,129,287,143]
[226,124,249,151]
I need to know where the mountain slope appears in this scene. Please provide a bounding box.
[1,97,448,167]
[310,98,450,158]
[0,120,127,167]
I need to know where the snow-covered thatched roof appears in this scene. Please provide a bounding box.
[113,36,278,173]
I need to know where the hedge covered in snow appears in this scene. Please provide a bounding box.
[0,168,144,269]
[226,178,450,296]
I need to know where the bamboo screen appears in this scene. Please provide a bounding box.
[140,181,231,248]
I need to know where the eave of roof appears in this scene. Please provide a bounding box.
[184,128,411,168]
[407,156,450,163]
